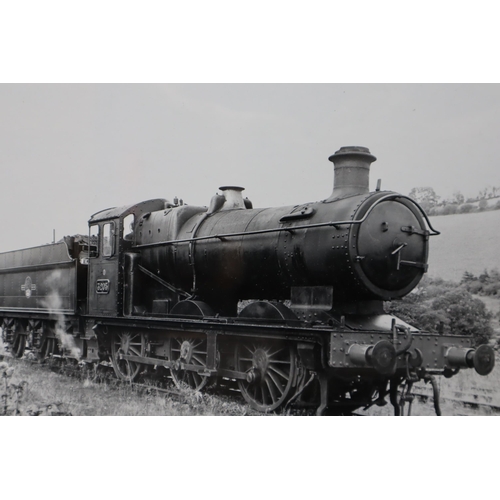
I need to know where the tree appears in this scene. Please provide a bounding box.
[408,187,440,211]
[478,199,488,211]
[461,271,477,283]
[451,191,465,205]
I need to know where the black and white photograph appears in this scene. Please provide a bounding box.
[2,85,500,417]
[2,1,499,498]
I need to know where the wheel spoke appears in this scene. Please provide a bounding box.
[268,364,290,381]
[129,346,141,356]
[260,384,267,405]
[267,370,285,396]
[191,354,206,366]
[265,377,278,404]
[193,371,202,387]
[251,383,258,401]
[267,347,287,358]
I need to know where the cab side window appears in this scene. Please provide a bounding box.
[102,222,115,257]
[123,213,135,241]
[89,225,99,258]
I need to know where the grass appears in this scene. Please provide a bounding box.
[2,346,499,417]
[0,357,262,416]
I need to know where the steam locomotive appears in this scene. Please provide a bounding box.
[0,146,494,415]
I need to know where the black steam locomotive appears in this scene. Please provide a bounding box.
[0,146,494,415]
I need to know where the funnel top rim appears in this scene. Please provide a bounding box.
[219,186,245,192]
[329,146,376,163]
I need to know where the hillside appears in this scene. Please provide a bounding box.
[427,209,500,282]
[426,210,500,339]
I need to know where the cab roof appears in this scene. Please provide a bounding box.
[89,198,169,223]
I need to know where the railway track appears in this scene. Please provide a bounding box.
[409,387,500,414]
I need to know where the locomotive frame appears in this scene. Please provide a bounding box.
[0,146,495,415]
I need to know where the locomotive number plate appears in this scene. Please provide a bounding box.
[96,279,110,294]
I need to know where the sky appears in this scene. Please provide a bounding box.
[1,83,499,252]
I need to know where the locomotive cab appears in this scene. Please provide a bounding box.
[87,199,168,317]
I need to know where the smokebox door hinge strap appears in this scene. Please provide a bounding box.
[401,225,430,240]
[399,260,428,272]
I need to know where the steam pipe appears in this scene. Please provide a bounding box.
[424,374,442,416]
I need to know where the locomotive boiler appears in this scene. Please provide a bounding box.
[133,146,430,316]
[0,146,495,415]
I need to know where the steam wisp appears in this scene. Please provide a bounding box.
[41,270,81,359]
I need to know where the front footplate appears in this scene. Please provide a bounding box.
[329,332,495,376]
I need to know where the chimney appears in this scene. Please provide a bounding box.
[326,146,377,200]
[219,186,246,210]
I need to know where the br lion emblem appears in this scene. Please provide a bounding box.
[21,276,37,298]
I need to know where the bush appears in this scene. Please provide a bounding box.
[483,283,500,296]
[462,268,500,297]
[465,281,484,294]
[441,204,458,215]
[386,276,493,346]
[431,290,493,344]
[458,203,475,214]
[479,199,488,211]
